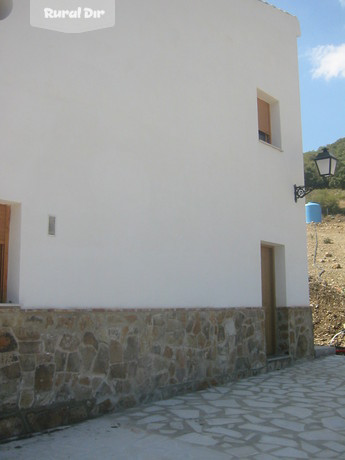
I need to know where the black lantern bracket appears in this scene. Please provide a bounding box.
[294,185,314,202]
[294,148,338,203]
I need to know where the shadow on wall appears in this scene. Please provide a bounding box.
[0,0,13,20]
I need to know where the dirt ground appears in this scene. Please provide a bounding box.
[307,215,345,346]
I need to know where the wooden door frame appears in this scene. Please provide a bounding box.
[0,204,11,303]
[261,244,277,356]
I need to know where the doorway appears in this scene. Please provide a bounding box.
[261,244,276,356]
[0,204,11,303]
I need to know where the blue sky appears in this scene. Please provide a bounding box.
[267,0,345,152]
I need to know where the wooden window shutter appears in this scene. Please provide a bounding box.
[0,204,11,303]
[257,98,271,143]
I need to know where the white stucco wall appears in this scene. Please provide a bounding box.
[0,0,309,308]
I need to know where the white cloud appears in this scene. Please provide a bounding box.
[310,44,345,80]
[340,0,345,7]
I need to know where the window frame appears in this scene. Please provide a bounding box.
[257,90,282,150]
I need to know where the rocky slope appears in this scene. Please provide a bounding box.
[307,216,345,346]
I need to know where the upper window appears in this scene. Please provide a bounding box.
[257,90,281,150]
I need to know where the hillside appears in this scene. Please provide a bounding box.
[303,137,345,346]
[307,216,345,346]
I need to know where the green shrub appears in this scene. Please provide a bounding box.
[307,189,340,215]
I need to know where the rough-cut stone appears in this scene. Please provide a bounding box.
[96,382,112,399]
[21,371,35,389]
[117,395,136,410]
[0,416,25,441]
[59,334,80,352]
[57,316,76,329]
[192,319,201,335]
[96,398,113,414]
[69,404,88,423]
[14,327,40,341]
[37,353,54,365]
[83,332,98,350]
[0,305,313,441]
[0,332,18,352]
[125,314,137,323]
[93,345,109,375]
[124,336,138,361]
[72,382,93,400]
[27,406,69,432]
[277,307,314,360]
[18,341,41,354]
[67,352,81,372]
[109,340,122,363]
[151,344,161,355]
[296,335,308,359]
[26,315,44,323]
[110,363,127,380]
[1,362,21,380]
[19,354,36,372]
[176,368,186,383]
[127,362,137,378]
[19,390,34,409]
[44,336,57,353]
[55,350,67,372]
[153,314,165,327]
[80,346,97,372]
[56,383,72,401]
[176,349,185,367]
[35,364,55,392]
[92,377,103,392]
[115,379,130,393]
[163,346,173,359]
[79,376,90,386]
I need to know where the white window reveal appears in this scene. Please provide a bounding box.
[257,89,281,150]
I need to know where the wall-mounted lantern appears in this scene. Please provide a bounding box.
[294,148,338,202]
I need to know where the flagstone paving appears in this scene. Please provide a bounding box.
[2,355,345,459]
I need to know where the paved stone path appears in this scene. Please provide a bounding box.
[2,355,345,459]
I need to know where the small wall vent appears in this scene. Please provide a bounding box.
[48,215,56,236]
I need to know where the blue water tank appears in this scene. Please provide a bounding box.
[305,202,322,224]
